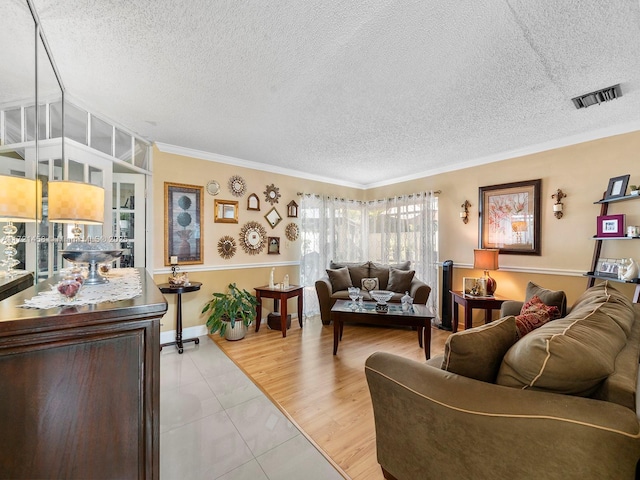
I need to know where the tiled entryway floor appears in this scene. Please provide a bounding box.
[160,335,344,480]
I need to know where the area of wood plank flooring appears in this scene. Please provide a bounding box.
[211,315,452,480]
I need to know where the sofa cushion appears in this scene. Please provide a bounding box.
[569,282,634,337]
[441,316,517,383]
[361,277,379,292]
[386,267,415,293]
[329,261,369,288]
[515,295,559,339]
[525,282,567,317]
[370,261,410,289]
[496,284,631,396]
[326,267,353,292]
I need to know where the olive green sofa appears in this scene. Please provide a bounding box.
[365,282,640,479]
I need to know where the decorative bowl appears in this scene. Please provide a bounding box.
[57,279,82,301]
[370,290,394,304]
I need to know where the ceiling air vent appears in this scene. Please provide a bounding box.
[572,84,622,109]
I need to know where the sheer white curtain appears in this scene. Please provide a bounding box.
[300,192,439,318]
[367,193,439,316]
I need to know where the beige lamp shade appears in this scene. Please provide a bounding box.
[0,175,38,222]
[473,249,499,271]
[48,181,105,225]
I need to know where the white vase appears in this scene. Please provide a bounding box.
[224,320,248,341]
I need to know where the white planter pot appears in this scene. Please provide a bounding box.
[224,320,248,341]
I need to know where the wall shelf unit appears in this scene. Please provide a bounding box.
[588,192,640,303]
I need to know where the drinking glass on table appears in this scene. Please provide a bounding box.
[348,286,361,304]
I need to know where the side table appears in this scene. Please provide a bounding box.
[159,282,202,353]
[450,290,509,332]
[254,285,304,338]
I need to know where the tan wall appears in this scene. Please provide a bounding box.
[153,131,640,332]
[152,146,362,332]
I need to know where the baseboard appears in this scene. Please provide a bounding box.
[160,324,208,344]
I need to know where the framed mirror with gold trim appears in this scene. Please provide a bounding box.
[214,199,239,223]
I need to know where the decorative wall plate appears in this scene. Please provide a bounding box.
[228,175,247,197]
[239,221,267,255]
[264,184,281,205]
[285,222,299,241]
[217,235,237,259]
[206,180,220,196]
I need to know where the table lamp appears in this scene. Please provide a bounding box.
[0,175,38,275]
[474,248,499,296]
[48,180,105,241]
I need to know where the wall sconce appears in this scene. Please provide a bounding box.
[0,175,38,276]
[551,189,566,219]
[460,200,471,224]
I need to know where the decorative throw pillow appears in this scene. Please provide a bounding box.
[386,267,415,293]
[515,295,559,339]
[361,277,379,292]
[441,316,518,383]
[524,282,567,318]
[326,267,353,292]
[370,261,410,289]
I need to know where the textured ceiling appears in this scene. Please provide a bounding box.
[25,0,640,187]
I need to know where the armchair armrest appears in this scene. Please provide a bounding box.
[365,352,640,480]
[409,278,431,305]
[500,300,524,317]
[315,276,333,325]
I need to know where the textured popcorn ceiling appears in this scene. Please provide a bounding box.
[29,0,640,187]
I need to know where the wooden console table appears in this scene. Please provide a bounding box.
[0,269,167,479]
[450,290,509,332]
[254,285,303,337]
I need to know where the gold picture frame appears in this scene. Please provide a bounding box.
[214,199,239,223]
[164,182,204,265]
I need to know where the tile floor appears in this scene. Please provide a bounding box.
[160,335,345,480]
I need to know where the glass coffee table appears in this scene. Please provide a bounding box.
[330,300,434,359]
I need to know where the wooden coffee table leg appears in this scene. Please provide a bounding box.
[423,320,431,360]
[417,326,423,348]
[333,319,340,355]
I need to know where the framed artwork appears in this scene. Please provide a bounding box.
[462,277,486,296]
[597,214,625,237]
[214,199,239,223]
[604,174,630,200]
[479,179,541,255]
[164,182,203,265]
[268,236,280,254]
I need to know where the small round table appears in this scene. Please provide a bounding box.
[159,282,202,353]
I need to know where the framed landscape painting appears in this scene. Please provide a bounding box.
[164,182,204,265]
[479,179,541,255]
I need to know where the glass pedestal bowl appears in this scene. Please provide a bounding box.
[370,290,394,312]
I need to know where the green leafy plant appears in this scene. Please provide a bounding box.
[630,185,639,191]
[201,283,258,337]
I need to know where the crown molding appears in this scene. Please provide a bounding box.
[155,142,366,190]
[157,123,640,191]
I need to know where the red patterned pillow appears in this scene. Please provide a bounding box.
[515,295,560,339]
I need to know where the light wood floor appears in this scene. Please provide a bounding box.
[211,315,452,480]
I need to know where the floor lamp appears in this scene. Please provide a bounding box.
[0,175,37,276]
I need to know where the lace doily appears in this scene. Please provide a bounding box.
[20,268,142,309]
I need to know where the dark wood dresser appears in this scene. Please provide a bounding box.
[0,268,167,479]
[0,271,33,302]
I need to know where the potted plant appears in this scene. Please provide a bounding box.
[629,185,639,196]
[202,283,258,340]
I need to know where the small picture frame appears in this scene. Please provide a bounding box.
[604,174,630,200]
[597,214,625,237]
[463,277,486,296]
[596,258,619,278]
[267,236,280,254]
[264,207,282,228]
